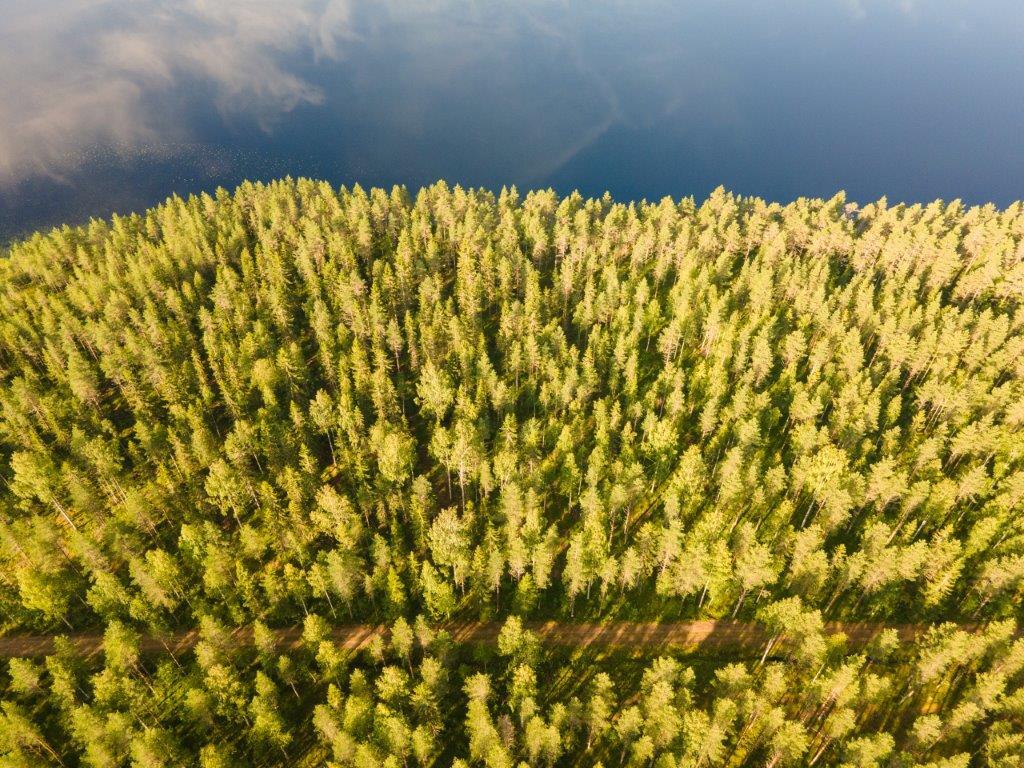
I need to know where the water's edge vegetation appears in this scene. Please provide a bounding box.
[1,180,1023,766]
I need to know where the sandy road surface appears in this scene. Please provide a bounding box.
[0,620,981,659]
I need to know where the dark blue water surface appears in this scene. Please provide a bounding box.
[2,0,1022,240]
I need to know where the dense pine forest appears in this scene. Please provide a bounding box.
[1,180,1023,766]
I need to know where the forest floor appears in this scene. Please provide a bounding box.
[0,620,978,659]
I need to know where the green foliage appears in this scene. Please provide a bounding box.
[1,181,1023,764]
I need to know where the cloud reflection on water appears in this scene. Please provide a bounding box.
[0,0,353,183]
[0,0,1021,238]
[1,0,921,187]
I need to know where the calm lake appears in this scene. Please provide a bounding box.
[2,0,1022,240]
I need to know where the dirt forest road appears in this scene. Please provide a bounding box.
[0,620,982,659]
